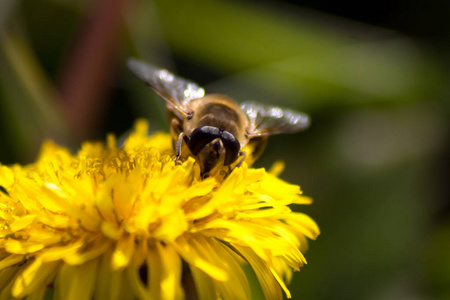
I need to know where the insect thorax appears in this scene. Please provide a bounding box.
[195,102,241,137]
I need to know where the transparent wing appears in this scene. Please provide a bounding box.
[241,102,310,137]
[127,58,205,117]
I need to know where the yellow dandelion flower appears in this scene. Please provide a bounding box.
[0,119,319,300]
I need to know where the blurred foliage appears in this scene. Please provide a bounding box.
[1,0,450,299]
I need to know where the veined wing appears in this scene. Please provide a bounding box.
[241,102,310,138]
[127,58,205,117]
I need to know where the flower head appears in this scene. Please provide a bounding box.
[0,119,319,300]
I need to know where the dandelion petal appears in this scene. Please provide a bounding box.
[66,259,99,300]
[190,265,217,300]
[236,246,283,300]
[174,235,229,282]
[4,239,44,255]
[0,119,319,299]
[95,250,122,300]
[0,255,23,270]
[112,234,135,270]
[148,243,184,300]
[12,259,60,298]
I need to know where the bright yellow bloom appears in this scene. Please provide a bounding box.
[0,119,319,300]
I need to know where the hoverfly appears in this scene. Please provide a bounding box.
[127,59,310,178]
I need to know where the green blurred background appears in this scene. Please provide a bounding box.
[1,0,450,299]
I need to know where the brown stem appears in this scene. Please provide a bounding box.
[58,0,129,140]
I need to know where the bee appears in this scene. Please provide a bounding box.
[127,59,310,178]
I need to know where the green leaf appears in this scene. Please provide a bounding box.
[0,30,69,162]
[148,0,442,108]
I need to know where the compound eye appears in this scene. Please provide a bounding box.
[220,131,240,166]
[188,126,220,156]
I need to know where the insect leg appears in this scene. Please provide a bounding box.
[236,151,247,168]
[170,118,182,148]
[175,132,185,164]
